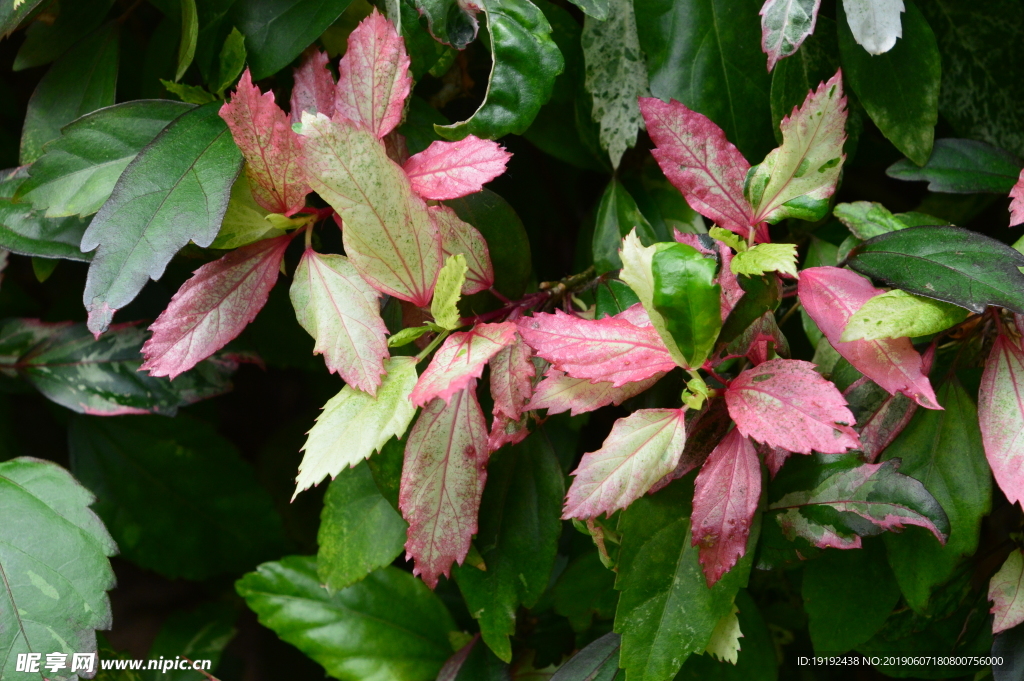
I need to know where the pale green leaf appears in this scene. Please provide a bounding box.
[833,201,908,240]
[841,290,970,341]
[703,603,742,664]
[618,229,687,367]
[161,79,218,105]
[730,242,798,278]
[432,253,468,330]
[210,174,287,249]
[388,325,438,348]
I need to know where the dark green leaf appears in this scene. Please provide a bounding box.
[401,0,452,80]
[770,16,839,138]
[81,102,243,334]
[802,540,900,655]
[69,414,287,580]
[717,274,782,350]
[143,602,236,681]
[673,589,778,681]
[366,434,405,510]
[614,481,753,681]
[0,318,236,416]
[595,278,641,319]
[231,0,354,80]
[177,0,199,81]
[18,100,193,218]
[19,23,120,164]
[448,636,511,681]
[553,551,617,632]
[413,0,479,49]
[0,457,116,681]
[317,461,407,592]
[213,27,247,94]
[993,623,1024,681]
[0,168,91,260]
[0,0,45,38]
[635,0,774,162]
[13,0,115,70]
[837,0,940,166]
[882,379,991,612]
[31,256,58,282]
[444,189,531,300]
[399,95,449,155]
[436,0,563,140]
[550,632,621,681]
[592,179,657,274]
[651,242,721,368]
[453,433,564,662]
[237,557,457,681]
[846,225,1024,314]
[193,0,238,84]
[886,138,1023,193]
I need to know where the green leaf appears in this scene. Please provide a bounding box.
[213,27,248,94]
[846,225,1024,315]
[614,481,754,681]
[841,290,970,341]
[833,201,909,240]
[634,0,774,162]
[13,0,115,71]
[161,79,219,105]
[886,138,1024,194]
[444,189,531,300]
[317,461,407,593]
[708,226,744,253]
[802,540,901,655]
[237,557,457,681]
[619,231,687,367]
[177,0,199,81]
[210,174,287,249]
[32,255,58,282]
[595,278,641,318]
[553,551,617,632]
[837,0,940,166]
[730,242,798,278]
[142,602,236,681]
[0,0,46,38]
[651,242,722,368]
[566,0,609,20]
[769,17,840,134]
[18,99,193,218]
[592,179,657,274]
[675,589,778,681]
[231,0,354,80]
[432,254,468,330]
[0,457,116,681]
[0,168,92,261]
[549,632,622,681]
[453,433,564,662]
[717,274,782,349]
[81,101,243,335]
[436,0,563,141]
[0,319,235,416]
[412,0,479,49]
[69,414,287,580]
[882,379,992,613]
[19,23,120,164]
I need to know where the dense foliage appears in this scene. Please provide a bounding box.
[1,0,1024,679]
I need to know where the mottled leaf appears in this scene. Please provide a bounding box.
[432,204,495,295]
[760,0,822,71]
[291,47,336,123]
[978,335,1024,507]
[527,367,662,417]
[842,289,969,341]
[841,0,903,55]
[990,549,1024,634]
[411,322,516,406]
[887,138,1024,194]
[431,253,468,331]
[1011,170,1024,227]
[487,338,534,446]
[404,136,511,200]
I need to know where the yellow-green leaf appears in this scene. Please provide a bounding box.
[731,242,798,278]
[210,175,286,250]
[841,289,970,341]
[431,254,468,330]
[618,229,687,368]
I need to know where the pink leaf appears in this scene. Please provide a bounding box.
[400,383,489,588]
[978,334,1024,507]
[489,337,534,422]
[989,548,1024,634]
[563,408,688,519]
[431,205,495,295]
[220,70,309,216]
[141,233,293,379]
[334,9,412,139]
[403,136,512,200]
[692,429,762,586]
[1011,168,1024,227]
[411,322,517,406]
[759,442,791,478]
[615,302,653,327]
[516,310,677,388]
[640,97,754,237]
[858,392,916,463]
[290,47,336,123]
[725,358,860,454]
[487,414,530,453]
[798,266,940,409]
[526,367,662,417]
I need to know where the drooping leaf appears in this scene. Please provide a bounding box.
[833,200,908,240]
[990,549,1024,634]
[650,241,721,368]
[210,174,290,249]
[18,100,192,218]
[141,233,292,379]
[69,414,287,580]
[527,367,662,417]
[591,179,657,274]
[549,632,621,681]
[431,204,495,295]
[403,136,511,200]
[231,0,354,80]
[760,0,822,71]
[846,225,1024,315]
[296,356,418,496]
[487,338,534,442]
[335,10,412,139]
[0,457,116,681]
[887,138,1024,194]
[842,289,969,341]
[317,461,407,593]
[0,167,91,261]
[435,0,563,141]
[639,97,754,236]
[731,243,799,277]
[81,102,243,335]
[401,385,489,588]
[563,408,687,519]
[19,24,120,164]
[841,0,904,55]
[837,0,939,165]
[290,46,336,123]
[221,69,309,216]
[0,319,235,416]
[725,358,859,454]
[411,322,517,406]
[411,0,479,49]
[453,432,564,661]
[746,71,847,224]
[517,309,676,388]
[882,379,992,612]
[289,248,390,394]
[431,253,468,330]
[978,335,1024,508]
[581,0,649,168]
[237,557,456,681]
[798,267,939,408]
[298,113,442,307]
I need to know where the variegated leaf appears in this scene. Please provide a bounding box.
[978,335,1024,507]
[526,367,662,417]
[618,230,688,367]
[431,205,495,295]
[403,136,511,201]
[760,0,822,71]
[411,322,517,406]
[290,47,336,123]
[989,548,1024,634]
